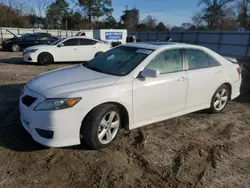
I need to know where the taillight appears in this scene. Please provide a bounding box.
[236,66,241,74]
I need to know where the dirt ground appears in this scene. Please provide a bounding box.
[0,51,250,188]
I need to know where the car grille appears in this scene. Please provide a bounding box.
[22,95,37,107]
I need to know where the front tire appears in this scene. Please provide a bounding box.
[12,44,20,52]
[38,53,53,65]
[209,85,229,113]
[81,104,121,149]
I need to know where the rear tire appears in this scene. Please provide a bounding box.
[209,85,229,113]
[81,104,121,149]
[12,44,20,52]
[38,53,53,65]
[94,51,104,57]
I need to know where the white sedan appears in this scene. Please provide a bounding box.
[19,42,241,149]
[23,37,111,65]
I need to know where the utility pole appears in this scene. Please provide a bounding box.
[88,0,91,30]
[66,19,68,37]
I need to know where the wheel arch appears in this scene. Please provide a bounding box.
[37,51,54,63]
[221,82,232,100]
[81,101,130,131]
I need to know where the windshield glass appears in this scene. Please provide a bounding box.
[83,46,153,76]
[49,38,65,45]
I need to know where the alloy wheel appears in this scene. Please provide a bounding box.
[98,111,120,144]
[213,88,228,111]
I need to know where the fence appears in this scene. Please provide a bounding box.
[1,27,250,58]
[129,31,250,58]
[0,27,93,40]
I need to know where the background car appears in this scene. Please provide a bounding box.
[19,42,241,149]
[1,32,59,52]
[23,36,111,65]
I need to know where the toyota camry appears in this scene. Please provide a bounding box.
[19,42,241,149]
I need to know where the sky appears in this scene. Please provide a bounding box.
[111,0,201,26]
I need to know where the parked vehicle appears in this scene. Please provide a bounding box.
[19,42,241,149]
[23,36,111,65]
[1,31,59,52]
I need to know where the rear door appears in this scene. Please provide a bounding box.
[184,48,223,109]
[78,39,98,61]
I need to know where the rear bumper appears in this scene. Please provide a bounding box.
[231,79,241,100]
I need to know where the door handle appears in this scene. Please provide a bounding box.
[73,48,77,50]
[177,77,188,81]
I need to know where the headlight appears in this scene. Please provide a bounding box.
[24,49,38,54]
[34,98,81,111]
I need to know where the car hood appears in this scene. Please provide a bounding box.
[24,45,51,51]
[26,64,119,97]
[2,38,14,43]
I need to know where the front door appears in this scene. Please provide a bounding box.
[19,35,38,49]
[133,49,188,124]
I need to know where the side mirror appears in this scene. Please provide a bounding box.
[57,43,64,47]
[141,68,160,78]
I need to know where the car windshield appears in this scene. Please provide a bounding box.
[83,46,153,76]
[49,38,65,45]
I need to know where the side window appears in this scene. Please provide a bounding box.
[37,36,49,41]
[186,49,220,70]
[146,49,183,74]
[208,55,220,67]
[63,39,79,46]
[80,39,97,45]
[24,35,36,41]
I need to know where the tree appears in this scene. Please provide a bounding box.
[142,15,157,31]
[120,8,139,31]
[156,22,167,31]
[27,14,46,28]
[237,0,250,29]
[77,0,113,29]
[0,2,30,27]
[46,0,70,29]
[137,23,148,31]
[181,23,196,31]
[28,0,53,17]
[198,0,235,29]
[102,15,117,29]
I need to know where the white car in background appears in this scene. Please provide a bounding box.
[23,37,111,65]
[19,42,241,149]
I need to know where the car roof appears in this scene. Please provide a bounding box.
[66,36,100,41]
[124,42,198,50]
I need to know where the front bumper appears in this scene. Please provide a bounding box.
[1,42,11,50]
[23,52,38,63]
[19,86,84,147]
